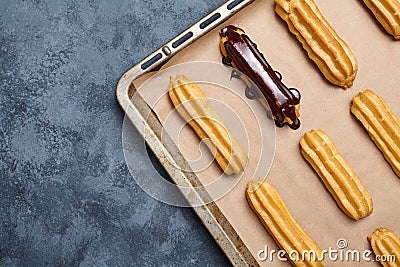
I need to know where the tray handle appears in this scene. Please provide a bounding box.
[122,0,255,82]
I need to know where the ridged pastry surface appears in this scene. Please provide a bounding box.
[246,180,324,266]
[275,0,358,88]
[368,228,400,267]
[168,75,248,175]
[300,130,373,220]
[363,0,400,40]
[351,90,400,178]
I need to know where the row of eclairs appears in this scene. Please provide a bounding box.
[166,0,400,266]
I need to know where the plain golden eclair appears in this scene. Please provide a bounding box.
[168,75,248,175]
[300,130,373,220]
[351,90,400,177]
[275,0,358,88]
[362,0,400,40]
[246,180,324,267]
[368,228,400,267]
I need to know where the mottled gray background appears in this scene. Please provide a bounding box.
[0,0,231,266]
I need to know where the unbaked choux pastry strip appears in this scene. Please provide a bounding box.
[300,130,373,220]
[351,90,400,177]
[246,180,324,267]
[168,75,248,175]
[275,0,358,88]
[368,228,400,267]
[362,0,400,40]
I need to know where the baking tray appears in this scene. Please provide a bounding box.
[117,0,400,266]
[117,1,258,266]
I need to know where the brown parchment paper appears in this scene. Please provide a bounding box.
[134,0,400,265]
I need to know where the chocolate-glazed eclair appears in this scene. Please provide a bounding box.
[219,25,301,130]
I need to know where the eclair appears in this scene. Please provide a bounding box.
[362,0,400,40]
[246,180,324,266]
[275,0,358,88]
[351,89,400,178]
[368,228,400,267]
[220,25,301,130]
[300,130,373,220]
[168,75,248,175]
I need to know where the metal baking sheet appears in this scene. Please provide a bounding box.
[117,0,400,266]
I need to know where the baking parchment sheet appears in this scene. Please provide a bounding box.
[134,0,400,265]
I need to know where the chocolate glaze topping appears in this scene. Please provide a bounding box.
[220,25,301,130]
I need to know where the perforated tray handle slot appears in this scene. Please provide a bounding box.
[200,13,222,29]
[228,0,245,10]
[172,32,194,48]
[141,53,163,70]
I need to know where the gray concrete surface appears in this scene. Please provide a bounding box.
[0,0,231,266]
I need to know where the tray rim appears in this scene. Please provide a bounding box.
[116,1,259,266]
